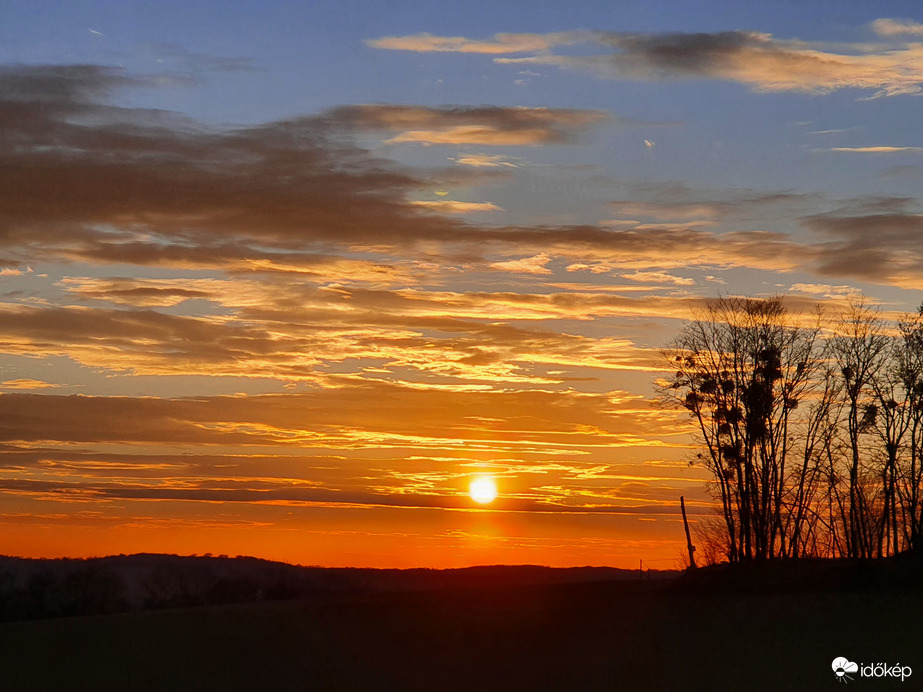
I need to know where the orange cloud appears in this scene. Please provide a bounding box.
[452,153,519,167]
[386,125,565,146]
[0,379,64,390]
[489,253,553,275]
[620,271,695,286]
[410,200,503,214]
[830,146,923,154]
[366,31,582,54]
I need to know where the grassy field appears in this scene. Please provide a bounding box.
[1,573,921,691]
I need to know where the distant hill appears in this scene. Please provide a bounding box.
[0,553,675,622]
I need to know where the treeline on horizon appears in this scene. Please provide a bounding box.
[662,295,923,564]
[0,554,649,623]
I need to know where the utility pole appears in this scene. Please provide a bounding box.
[680,496,697,569]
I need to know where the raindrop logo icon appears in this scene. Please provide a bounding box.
[832,657,858,683]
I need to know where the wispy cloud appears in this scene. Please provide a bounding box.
[385,125,565,146]
[0,379,64,390]
[451,153,519,167]
[872,18,923,37]
[372,24,923,98]
[339,104,609,146]
[620,271,695,286]
[830,146,923,154]
[366,31,587,54]
[411,200,503,214]
[789,283,862,299]
[489,253,553,275]
[1,280,691,384]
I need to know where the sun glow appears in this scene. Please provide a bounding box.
[468,476,498,504]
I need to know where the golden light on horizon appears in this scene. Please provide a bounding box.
[469,476,498,504]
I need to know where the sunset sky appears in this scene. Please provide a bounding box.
[2,0,923,568]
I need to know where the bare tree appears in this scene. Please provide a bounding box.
[659,296,821,561]
[870,345,912,556]
[784,364,838,558]
[826,298,889,558]
[894,304,923,552]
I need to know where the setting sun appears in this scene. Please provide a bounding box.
[469,477,498,504]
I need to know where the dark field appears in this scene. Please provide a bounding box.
[1,563,922,691]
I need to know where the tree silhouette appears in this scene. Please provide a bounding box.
[661,296,923,562]
[660,296,821,561]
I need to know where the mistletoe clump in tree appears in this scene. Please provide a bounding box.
[660,296,821,562]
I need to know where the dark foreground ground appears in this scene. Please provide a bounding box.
[1,561,921,691]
